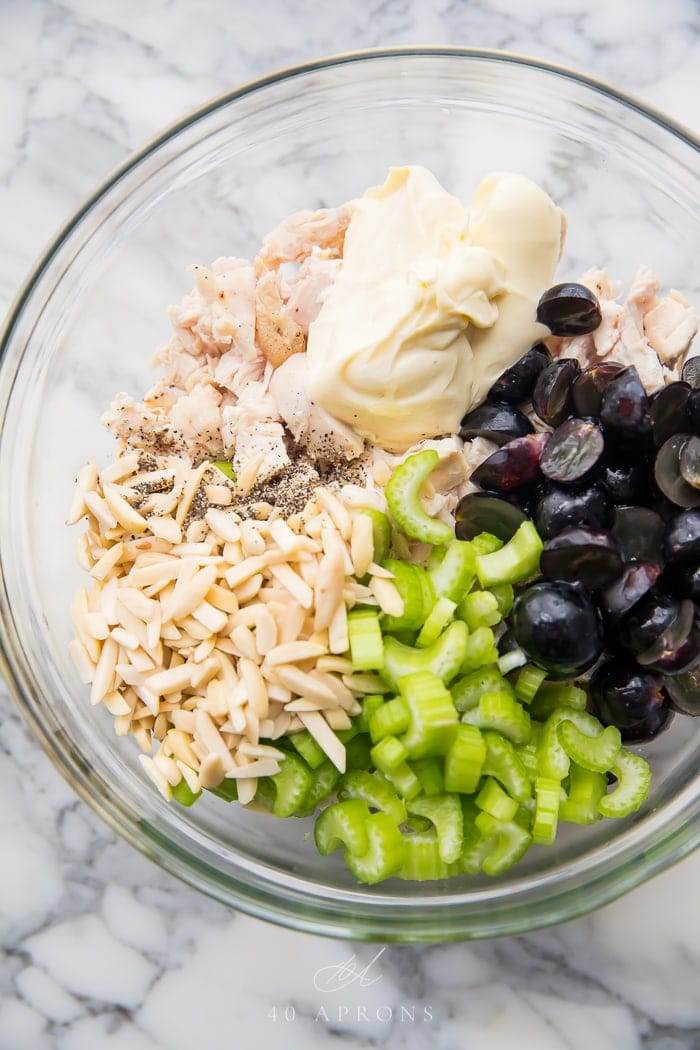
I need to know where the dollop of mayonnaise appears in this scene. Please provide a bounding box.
[305,166,564,453]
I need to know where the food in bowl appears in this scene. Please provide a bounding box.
[67,164,699,884]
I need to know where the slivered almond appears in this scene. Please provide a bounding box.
[90,542,125,581]
[148,516,182,544]
[263,641,327,666]
[369,575,404,617]
[273,664,338,703]
[103,483,149,534]
[205,507,241,543]
[350,512,374,578]
[66,460,99,525]
[298,711,346,773]
[147,664,193,696]
[268,562,313,607]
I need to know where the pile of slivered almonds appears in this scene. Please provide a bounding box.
[67,451,404,805]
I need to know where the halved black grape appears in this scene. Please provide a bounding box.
[487,344,550,404]
[540,527,623,590]
[662,508,700,566]
[459,402,534,446]
[471,433,549,493]
[599,365,650,436]
[661,560,700,601]
[532,482,612,540]
[649,381,692,447]
[681,356,700,390]
[687,389,700,432]
[539,417,604,485]
[589,659,673,742]
[663,666,700,715]
[572,362,624,417]
[536,283,602,335]
[532,359,580,426]
[654,434,700,508]
[617,593,682,655]
[679,434,700,489]
[601,562,661,623]
[611,506,665,564]
[512,580,604,679]
[602,461,649,505]
[497,628,520,656]
[636,603,700,675]
[454,492,528,542]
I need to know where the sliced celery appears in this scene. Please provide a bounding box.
[399,829,460,880]
[429,539,476,603]
[399,671,459,759]
[384,450,454,546]
[460,691,531,745]
[559,764,606,825]
[514,664,548,704]
[345,811,407,885]
[444,723,486,794]
[407,793,464,864]
[348,609,385,671]
[361,508,392,565]
[171,778,202,807]
[482,731,531,803]
[460,626,500,671]
[412,756,445,796]
[451,667,515,713]
[459,590,502,631]
[368,696,410,743]
[416,596,457,648]
[476,777,519,823]
[598,749,651,818]
[475,812,532,876]
[212,459,236,481]
[381,620,468,690]
[314,798,370,856]
[532,775,561,845]
[474,521,544,588]
[558,720,621,774]
[338,769,407,825]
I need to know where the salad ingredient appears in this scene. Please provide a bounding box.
[649,381,692,447]
[473,521,543,588]
[512,581,604,678]
[617,593,684,655]
[487,343,551,404]
[599,365,651,437]
[454,493,528,542]
[571,362,625,417]
[682,357,700,388]
[532,358,581,426]
[539,527,623,590]
[539,417,605,485]
[470,433,549,493]
[601,460,649,505]
[679,435,700,488]
[532,481,612,539]
[384,449,454,546]
[611,506,664,564]
[600,562,661,623]
[459,402,534,446]
[536,282,602,336]
[305,166,563,452]
[589,660,673,742]
[654,434,700,508]
[663,667,700,715]
[662,508,700,565]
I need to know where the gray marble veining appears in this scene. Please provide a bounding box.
[1,2,699,1048]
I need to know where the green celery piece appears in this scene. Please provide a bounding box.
[384,450,454,546]
[444,723,486,794]
[529,682,587,721]
[212,459,236,481]
[381,620,468,691]
[428,539,476,603]
[412,756,445,796]
[380,560,432,633]
[314,798,370,856]
[344,811,407,885]
[370,736,421,800]
[598,749,652,818]
[207,779,239,802]
[356,694,385,733]
[398,670,459,759]
[338,769,407,825]
[490,583,514,617]
[368,696,410,743]
[514,664,548,704]
[475,521,544,588]
[171,778,202,807]
[471,532,503,556]
[482,730,531,803]
[399,829,461,881]
[475,812,532,876]
[559,763,606,825]
[532,775,562,844]
[515,725,542,784]
[289,729,327,770]
[475,777,519,823]
[407,794,464,864]
[460,626,500,671]
[348,609,385,671]
[269,752,314,818]
[344,733,373,772]
[296,760,343,817]
[416,596,457,648]
[538,708,619,780]
[558,720,622,773]
[361,508,392,565]
[459,590,502,631]
[460,691,531,745]
[451,667,515,713]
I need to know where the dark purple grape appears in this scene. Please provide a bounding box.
[599,366,650,436]
[512,581,604,679]
[539,417,605,486]
[532,482,612,540]
[681,357,700,390]
[536,283,602,336]
[540,527,622,590]
[637,604,700,675]
[459,402,534,446]
[471,433,549,493]
[661,560,700,601]
[617,593,681,655]
[454,492,528,542]
[601,461,649,505]
[497,628,520,656]
[601,562,661,623]
[662,508,700,566]
[679,434,700,489]
[571,362,624,417]
[487,344,550,404]
[611,506,665,564]
[532,359,581,427]
[649,382,692,447]
[687,389,700,431]
[589,659,673,742]
[654,435,700,508]
[663,666,700,715]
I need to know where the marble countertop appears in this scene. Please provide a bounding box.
[1,2,699,1048]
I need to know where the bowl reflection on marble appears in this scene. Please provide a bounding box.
[0,49,698,942]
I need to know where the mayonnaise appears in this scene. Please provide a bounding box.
[305,166,564,453]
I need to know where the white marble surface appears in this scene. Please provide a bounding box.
[1,2,699,1048]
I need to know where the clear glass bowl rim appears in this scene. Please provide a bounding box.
[0,47,698,943]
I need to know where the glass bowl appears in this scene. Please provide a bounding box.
[0,49,698,943]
